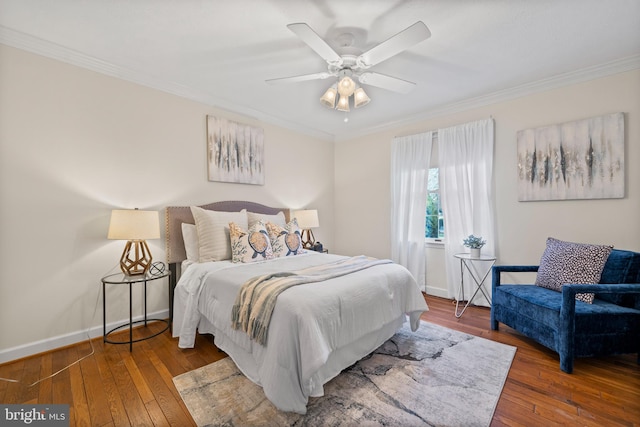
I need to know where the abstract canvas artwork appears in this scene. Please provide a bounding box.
[207,116,264,185]
[517,112,624,201]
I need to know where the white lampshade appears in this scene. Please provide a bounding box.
[293,209,319,229]
[354,87,371,108]
[336,94,350,112]
[108,209,160,240]
[320,85,337,108]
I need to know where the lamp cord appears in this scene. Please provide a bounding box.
[0,265,119,387]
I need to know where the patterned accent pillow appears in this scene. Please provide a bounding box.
[229,220,274,263]
[266,219,305,258]
[535,237,613,303]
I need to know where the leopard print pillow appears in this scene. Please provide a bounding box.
[535,237,613,304]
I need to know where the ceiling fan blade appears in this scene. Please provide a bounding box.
[358,72,416,94]
[266,72,333,85]
[357,21,431,68]
[287,23,343,66]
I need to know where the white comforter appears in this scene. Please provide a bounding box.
[172,252,428,413]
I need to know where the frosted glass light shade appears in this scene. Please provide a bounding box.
[354,87,371,108]
[320,85,337,108]
[336,95,350,112]
[293,209,319,229]
[337,76,356,96]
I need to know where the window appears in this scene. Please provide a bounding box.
[426,167,444,239]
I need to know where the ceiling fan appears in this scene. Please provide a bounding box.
[266,21,431,111]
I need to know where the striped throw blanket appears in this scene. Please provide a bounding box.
[231,255,392,346]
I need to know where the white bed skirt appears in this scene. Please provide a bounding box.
[204,314,407,412]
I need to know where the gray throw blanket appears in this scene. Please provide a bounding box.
[231,255,392,346]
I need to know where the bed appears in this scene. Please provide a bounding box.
[167,201,429,414]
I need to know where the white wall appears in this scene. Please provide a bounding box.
[2,41,638,362]
[0,45,334,361]
[335,70,640,294]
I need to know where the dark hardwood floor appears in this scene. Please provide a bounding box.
[1,295,638,426]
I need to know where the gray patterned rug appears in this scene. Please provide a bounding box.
[173,321,516,427]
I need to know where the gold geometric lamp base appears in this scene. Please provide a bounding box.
[120,239,153,276]
[301,229,316,250]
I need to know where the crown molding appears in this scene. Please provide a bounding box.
[0,26,335,142]
[2,25,638,144]
[335,54,640,141]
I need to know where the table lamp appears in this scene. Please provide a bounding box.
[293,209,319,249]
[108,208,160,275]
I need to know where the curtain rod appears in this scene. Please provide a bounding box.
[393,116,493,140]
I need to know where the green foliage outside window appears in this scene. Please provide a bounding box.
[426,168,444,239]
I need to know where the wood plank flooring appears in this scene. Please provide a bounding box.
[1,295,638,426]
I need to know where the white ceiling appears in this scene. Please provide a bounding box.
[1,0,639,141]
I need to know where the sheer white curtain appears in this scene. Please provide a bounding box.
[390,132,433,289]
[439,119,495,306]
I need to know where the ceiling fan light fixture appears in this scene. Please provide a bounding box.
[321,79,370,112]
[320,84,337,108]
[274,22,430,115]
[336,94,350,112]
[354,87,371,108]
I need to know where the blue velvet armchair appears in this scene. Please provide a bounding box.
[491,249,640,373]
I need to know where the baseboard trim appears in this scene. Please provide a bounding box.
[424,287,450,299]
[0,309,170,365]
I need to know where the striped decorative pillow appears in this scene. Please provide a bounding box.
[190,206,248,262]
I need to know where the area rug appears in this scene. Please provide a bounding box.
[173,321,516,427]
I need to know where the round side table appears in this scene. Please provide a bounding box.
[101,271,170,351]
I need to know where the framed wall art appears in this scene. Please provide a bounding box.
[516,112,624,201]
[207,116,264,185]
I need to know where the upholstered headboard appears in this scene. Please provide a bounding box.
[165,201,290,323]
[165,200,290,265]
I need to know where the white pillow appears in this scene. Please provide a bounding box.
[190,206,248,262]
[181,223,200,262]
[248,211,286,228]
